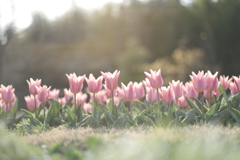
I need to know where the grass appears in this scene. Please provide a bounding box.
[2,125,240,160]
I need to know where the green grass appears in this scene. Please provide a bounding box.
[2,125,240,160]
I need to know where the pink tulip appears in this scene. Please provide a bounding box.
[25,95,40,111]
[232,76,240,93]
[76,92,87,106]
[83,103,92,113]
[90,90,107,103]
[230,82,238,94]
[183,82,199,99]
[134,82,145,99]
[48,89,60,99]
[101,70,120,91]
[66,73,85,94]
[203,90,214,99]
[107,97,120,106]
[145,87,158,102]
[85,74,103,93]
[0,85,16,103]
[219,75,231,90]
[169,80,183,99]
[121,82,136,101]
[104,85,117,97]
[178,96,188,107]
[144,69,164,88]
[205,71,218,91]
[64,88,74,101]
[26,78,41,95]
[190,71,206,92]
[160,86,175,103]
[117,87,127,102]
[142,78,152,88]
[37,85,51,102]
[0,100,14,112]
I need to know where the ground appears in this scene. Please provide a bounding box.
[2,125,240,160]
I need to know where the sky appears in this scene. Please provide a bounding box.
[0,0,191,31]
[0,0,124,30]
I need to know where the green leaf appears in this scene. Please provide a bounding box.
[46,102,58,125]
[139,109,149,116]
[108,99,118,121]
[22,115,43,126]
[135,115,156,127]
[209,110,229,125]
[112,114,127,129]
[21,108,34,117]
[181,109,195,124]
[185,97,204,120]
[76,106,83,122]
[103,111,113,125]
[67,107,77,127]
[230,108,240,123]
[205,103,220,123]
[11,100,18,119]
[63,97,73,109]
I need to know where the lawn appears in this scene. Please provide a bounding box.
[2,124,240,160]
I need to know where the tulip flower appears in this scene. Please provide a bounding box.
[37,85,51,120]
[117,87,127,102]
[160,86,175,104]
[101,70,120,116]
[178,96,188,108]
[25,95,40,111]
[66,73,85,94]
[183,82,199,99]
[101,70,120,91]
[83,103,93,113]
[48,89,60,99]
[146,87,158,102]
[64,88,74,101]
[0,85,16,103]
[219,75,231,90]
[91,90,107,103]
[27,78,41,95]
[104,85,117,97]
[169,80,183,99]
[232,76,240,93]
[121,82,136,101]
[190,71,206,92]
[122,82,136,116]
[85,74,103,93]
[142,78,152,88]
[134,82,145,99]
[144,69,164,89]
[205,71,218,91]
[66,73,85,113]
[76,92,88,106]
[230,82,238,95]
[37,85,51,102]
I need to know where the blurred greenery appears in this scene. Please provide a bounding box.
[1,0,240,107]
[4,125,240,160]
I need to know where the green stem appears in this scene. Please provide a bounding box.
[156,88,161,111]
[130,101,133,117]
[209,91,212,108]
[74,93,77,114]
[201,92,204,114]
[42,102,46,124]
[6,102,8,117]
[34,95,37,118]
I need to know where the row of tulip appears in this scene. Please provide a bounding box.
[1,69,240,129]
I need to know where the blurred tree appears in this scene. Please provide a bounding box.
[0,0,15,84]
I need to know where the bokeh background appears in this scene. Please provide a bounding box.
[1,0,240,107]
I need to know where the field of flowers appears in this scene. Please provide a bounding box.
[0,69,240,129]
[1,69,240,159]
